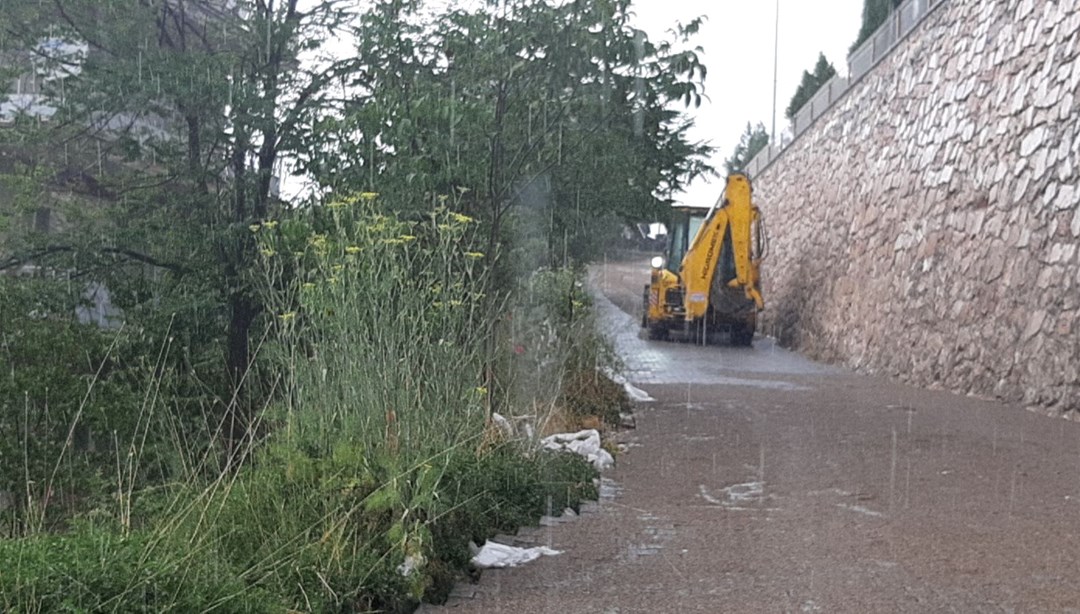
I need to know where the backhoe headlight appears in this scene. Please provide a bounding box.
[650,256,664,269]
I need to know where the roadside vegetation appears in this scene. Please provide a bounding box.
[0,0,710,610]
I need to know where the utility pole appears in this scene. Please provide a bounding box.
[771,0,780,145]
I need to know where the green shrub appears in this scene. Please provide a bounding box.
[424,446,597,603]
[0,525,277,613]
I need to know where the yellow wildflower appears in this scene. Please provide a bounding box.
[249,224,261,233]
[259,248,276,258]
[399,234,417,242]
[279,311,297,322]
[310,234,328,247]
[331,264,344,274]
[327,276,339,285]
[302,282,316,291]
[464,251,485,260]
[449,299,463,307]
[345,245,362,254]
[383,238,405,245]
[451,212,473,224]
[359,192,379,201]
[437,194,449,203]
[327,200,347,209]
[475,386,488,396]
[263,220,279,229]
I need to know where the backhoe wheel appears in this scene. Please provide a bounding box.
[730,322,755,347]
[647,322,668,341]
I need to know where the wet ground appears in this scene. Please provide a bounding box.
[423,258,1080,613]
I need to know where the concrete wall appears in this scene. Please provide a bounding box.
[755,0,1080,413]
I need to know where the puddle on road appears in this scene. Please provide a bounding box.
[698,482,781,512]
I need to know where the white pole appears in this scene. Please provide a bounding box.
[771,0,780,145]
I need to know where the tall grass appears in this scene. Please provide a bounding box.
[259,195,493,460]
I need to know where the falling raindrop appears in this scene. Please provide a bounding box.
[1008,469,1017,518]
[904,456,911,509]
[759,445,765,481]
[889,428,897,513]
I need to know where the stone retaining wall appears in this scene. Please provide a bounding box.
[755,0,1080,412]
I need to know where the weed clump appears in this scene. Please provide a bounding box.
[561,369,631,427]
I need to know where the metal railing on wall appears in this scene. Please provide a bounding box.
[746,0,946,179]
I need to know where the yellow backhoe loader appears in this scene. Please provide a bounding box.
[641,172,767,346]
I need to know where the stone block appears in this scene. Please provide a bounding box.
[1054,184,1077,210]
[1020,126,1048,156]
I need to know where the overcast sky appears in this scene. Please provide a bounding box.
[630,0,863,207]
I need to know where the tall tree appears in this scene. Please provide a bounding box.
[724,122,769,175]
[785,52,836,120]
[850,0,899,53]
[299,0,713,266]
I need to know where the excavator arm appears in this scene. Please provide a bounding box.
[643,172,765,345]
[681,173,763,320]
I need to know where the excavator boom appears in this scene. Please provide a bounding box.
[643,172,766,345]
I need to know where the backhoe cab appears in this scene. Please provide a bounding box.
[642,172,767,346]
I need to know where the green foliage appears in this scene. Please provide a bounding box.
[496,266,620,417]
[724,123,770,175]
[0,278,145,534]
[851,0,897,53]
[0,205,604,610]
[257,197,492,459]
[0,525,277,613]
[302,0,713,265]
[425,446,596,598]
[785,53,838,120]
[234,197,599,610]
[0,1,648,609]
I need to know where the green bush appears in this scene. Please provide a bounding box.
[0,278,143,533]
[425,446,597,603]
[0,525,277,613]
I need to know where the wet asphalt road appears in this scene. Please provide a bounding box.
[426,259,1080,613]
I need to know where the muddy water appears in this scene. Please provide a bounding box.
[422,257,1080,613]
